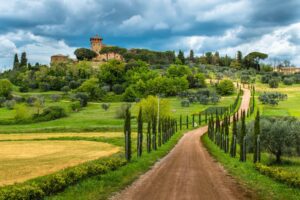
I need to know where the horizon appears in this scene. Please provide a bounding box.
[0,0,300,68]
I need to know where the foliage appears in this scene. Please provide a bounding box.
[99,60,126,88]
[73,92,89,107]
[181,99,190,107]
[4,100,16,110]
[138,95,170,122]
[283,77,294,85]
[255,163,300,188]
[33,106,67,122]
[115,103,131,119]
[0,158,126,200]
[217,79,235,95]
[74,48,97,61]
[101,103,110,111]
[124,106,131,161]
[77,78,105,100]
[166,65,191,78]
[14,104,30,121]
[268,78,279,88]
[70,102,81,112]
[260,117,298,163]
[0,79,13,98]
[123,86,138,102]
[258,92,287,106]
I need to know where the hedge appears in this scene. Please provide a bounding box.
[255,163,300,188]
[0,157,126,200]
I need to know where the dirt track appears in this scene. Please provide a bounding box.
[112,88,252,200]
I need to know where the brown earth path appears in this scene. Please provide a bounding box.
[112,88,252,200]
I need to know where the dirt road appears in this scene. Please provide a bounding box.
[112,88,251,200]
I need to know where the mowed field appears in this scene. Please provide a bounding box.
[0,133,122,186]
[256,83,300,117]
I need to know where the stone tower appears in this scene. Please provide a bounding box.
[90,35,103,53]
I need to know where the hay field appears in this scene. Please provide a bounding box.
[0,140,120,186]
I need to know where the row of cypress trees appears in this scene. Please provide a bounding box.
[124,107,178,161]
[207,108,261,163]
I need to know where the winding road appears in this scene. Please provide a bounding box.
[112,88,252,200]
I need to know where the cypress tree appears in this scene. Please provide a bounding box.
[215,115,220,144]
[180,115,182,130]
[192,114,195,127]
[20,52,28,68]
[158,118,162,147]
[124,107,131,161]
[205,111,208,123]
[147,121,151,153]
[253,110,260,163]
[137,107,143,157]
[230,114,237,157]
[186,115,189,129]
[240,111,246,162]
[225,115,229,153]
[198,113,201,125]
[13,53,19,70]
[152,115,157,150]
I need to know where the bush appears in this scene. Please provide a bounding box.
[4,100,16,110]
[283,77,294,85]
[101,103,110,111]
[51,94,61,102]
[70,102,81,112]
[255,163,300,188]
[115,103,131,119]
[258,92,287,106]
[0,79,13,98]
[217,80,235,95]
[26,96,37,106]
[73,92,88,107]
[268,78,279,88]
[181,99,190,107]
[14,104,30,122]
[123,87,138,102]
[61,86,70,94]
[112,84,125,94]
[33,106,67,122]
[19,85,29,93]
[0,158,126,200]
[39,82,50,92]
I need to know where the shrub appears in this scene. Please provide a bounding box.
[123,86,138,102]
[33,106,67,122]
[19,85,29,93]
[4,100,16,110]
[0,79,13,98]
[112,84,125,94]
[50,94,61,102]
[268,78,279,88]
[39,82,50,92]
[101,103,110,111]
[115,103,131,119]
[61,86,70,94]
[70,102,81,112]
[255,163,300,188]
[73,92,88,107]
[181,99,190,107]
[283,77,294,85]
[0,158,126,200]
[258,92,287,106]
[14,104,30,122]
[217,79,235,95]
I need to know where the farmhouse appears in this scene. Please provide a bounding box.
[51,35,123,64]
[274,67,300,74]
[90,35,123,62]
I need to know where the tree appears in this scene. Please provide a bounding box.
[0,79,13,98]
[253,110,260,163]
[101,103,110,111]
[99,59,125,88]
[268,78,279,88]
[237,51,242,64]
[74,48,97,60]
[177,50,185,64]
[166,65,191,78]
[20,52,28,68]
[240,111,246,162]
[230,114,237,157]
[123,86,138,102]
[13,53,19,70]
[137,107,143,157]
[77,78,105,100]
[260,117,297,163]
[124,106,131,161]
[205,52,213,64]
[217,79,235,95]
[189,50,194,62]
[244,52,268,70]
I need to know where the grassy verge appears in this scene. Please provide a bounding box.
[47,128,187,200]
[202,134,300,200]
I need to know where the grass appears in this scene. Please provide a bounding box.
[0,95,236,133]
[255,82,300,118]
[202,134,300,200]
[46,128,187,200]
[0,140,120,186]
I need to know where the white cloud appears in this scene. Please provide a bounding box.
[0,31,76,68]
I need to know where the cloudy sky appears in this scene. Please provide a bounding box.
[0,0,300,69]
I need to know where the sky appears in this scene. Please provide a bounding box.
[0,0,300,69]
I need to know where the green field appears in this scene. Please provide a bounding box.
[0,94,236,133]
